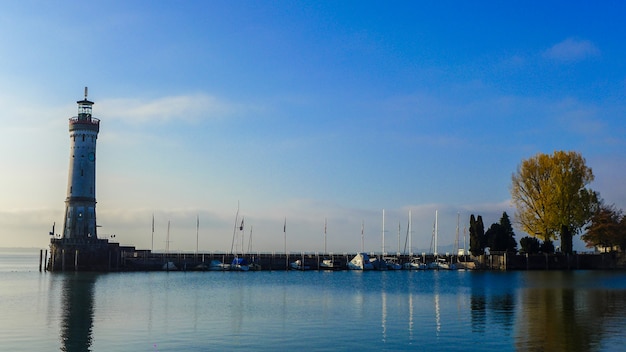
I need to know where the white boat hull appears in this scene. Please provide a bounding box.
[348,253,374,270]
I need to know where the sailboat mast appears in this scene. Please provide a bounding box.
[398,222,401,255]
[231,202,240,254]
[284,217,287,269]
[454,212,460,255]
[196,214,199,256]
[382,209,385,255]
[434,210,438,257]
[151,214,154,252]
[323,218,326,254]
[238,217,244,256]
[361,220,364,253]
[464,226,468,256]
[166,220,171,254]
[409,210,412,256]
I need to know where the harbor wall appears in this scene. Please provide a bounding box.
[43,243,625,272]
[120,251,623,271]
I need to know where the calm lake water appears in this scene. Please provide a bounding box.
[2,248,626,351]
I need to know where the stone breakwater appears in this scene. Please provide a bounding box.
[41,243,625,272]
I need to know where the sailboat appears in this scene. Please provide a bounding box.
[428,211,454,270]
[290,252,311,270]
[246,226,262,271]
[348,252,374,270]
[320,218,338,270]
[385,220,403,270]
[403,210,426,270]
[384,256,402,270]
[162,220,177,271]
[230,205,249,272]
[348,221,374,270]
[380,209,402,270]
[209,256,230,271]
[371,209,389,271]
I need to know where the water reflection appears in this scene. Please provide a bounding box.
[44,270,626,351]
[433,273,441,335]
[58,273,97,352]
[408,293,414,342]
[381,291,387,342]
[515,272,626,351]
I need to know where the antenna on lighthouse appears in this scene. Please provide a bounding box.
[84,87,88,99]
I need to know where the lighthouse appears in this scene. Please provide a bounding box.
[62,87,100,239]
[48,88,121,271]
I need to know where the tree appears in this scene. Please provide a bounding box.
[520,236,541,254]
[540,239,555,253]
[486,212,518,252]
[581,203,625,252]
[510,151,598,254]
[499,212,517,252]
[469,214,486,256]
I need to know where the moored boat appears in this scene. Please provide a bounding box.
[320,258,339,270]
[209,259,230,271]
[289,259,310,270]
[231,257,249,271]
[384,257,402,270]
[348,253,374,270]
[162,261,177,271]
[403,257,427,270]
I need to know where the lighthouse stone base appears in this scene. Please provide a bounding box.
[47,238,121,271]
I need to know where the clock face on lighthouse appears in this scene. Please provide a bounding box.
[88,152,95,161]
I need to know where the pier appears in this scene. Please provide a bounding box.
[40,246,625,272]
[111,250,477,271]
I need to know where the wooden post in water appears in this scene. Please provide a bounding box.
[74,250,79,271]
[39,249,43,272]
[50,248,55,272]
[44,250,48,271]
[62,249,66,271]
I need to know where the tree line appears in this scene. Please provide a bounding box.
[468,150,626,256]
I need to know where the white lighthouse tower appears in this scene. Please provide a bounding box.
[48,88,123,271]
[62,87,100,240]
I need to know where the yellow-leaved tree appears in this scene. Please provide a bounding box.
[510,151,598,254]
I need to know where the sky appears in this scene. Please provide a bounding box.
[1,1,625,254]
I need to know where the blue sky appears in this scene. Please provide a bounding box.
[1,1,625,253]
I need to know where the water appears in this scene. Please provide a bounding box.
[2,249,626,351]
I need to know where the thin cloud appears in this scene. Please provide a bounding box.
[98,93,238,124]
[551,98,605,135]
[543,38,600,62]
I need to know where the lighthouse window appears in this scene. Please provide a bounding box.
[82,135,85,142]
